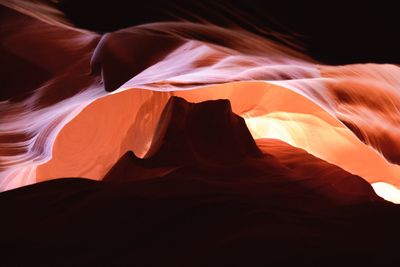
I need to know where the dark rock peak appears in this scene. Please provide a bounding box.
[104,96,263,180]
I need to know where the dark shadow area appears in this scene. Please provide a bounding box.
[1,97,398,266]
[58,0,400,64]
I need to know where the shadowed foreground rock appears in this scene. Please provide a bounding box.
[1,97,399,267]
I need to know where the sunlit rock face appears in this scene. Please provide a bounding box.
[1,2,400,204]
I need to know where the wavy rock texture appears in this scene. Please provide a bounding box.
[0,0,400,266]
[1,1,400,265]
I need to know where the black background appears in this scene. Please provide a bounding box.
[57,0,400,65]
